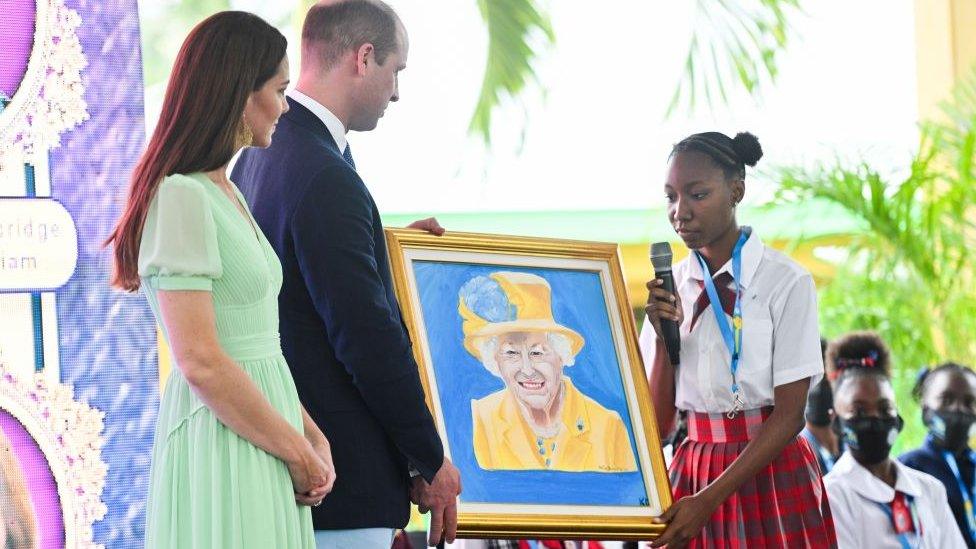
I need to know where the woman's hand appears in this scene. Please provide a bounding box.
[287,439,335,506]
[650,493,717,548]
[308,436,336,502]
[295,407,336,505]
[645,279,684,340]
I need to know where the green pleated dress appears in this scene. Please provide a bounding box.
[138,172,314,548]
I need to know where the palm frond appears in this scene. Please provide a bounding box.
[469,0,555,145]
[667,0,801,117]
[922,65,976,202]
[771,64,976,407]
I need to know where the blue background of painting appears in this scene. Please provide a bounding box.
[412,261,649,507]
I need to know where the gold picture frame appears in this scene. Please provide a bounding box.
[386,228,672,541]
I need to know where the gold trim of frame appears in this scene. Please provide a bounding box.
[385,228,673,540]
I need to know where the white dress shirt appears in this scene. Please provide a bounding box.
[639,230,824,414]
[824,451,966,549]
[288,89,347,153]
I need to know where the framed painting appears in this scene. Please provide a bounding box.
[386,229,672,541]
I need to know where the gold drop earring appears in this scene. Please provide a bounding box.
[237,115,253,148]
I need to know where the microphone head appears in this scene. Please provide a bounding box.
[649,241,673,271]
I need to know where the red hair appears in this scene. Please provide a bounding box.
[106,11,285,291]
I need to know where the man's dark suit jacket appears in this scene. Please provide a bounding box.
[231,96,444,529]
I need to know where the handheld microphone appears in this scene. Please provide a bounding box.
[649,242,681,366]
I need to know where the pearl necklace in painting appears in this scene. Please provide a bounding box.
[536,432,560,468]
[534,417,588,468]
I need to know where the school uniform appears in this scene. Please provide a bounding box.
[639,229,836,547]
[900,437,976,548]
[825,451,966,548]
[801,426,840,475]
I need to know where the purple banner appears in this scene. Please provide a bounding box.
[0,0,36,99]
[0,408,64,549]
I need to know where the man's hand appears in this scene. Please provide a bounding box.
[407,217,445,236]
[410,458,462,546]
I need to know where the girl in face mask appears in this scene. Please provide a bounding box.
[823,337,965,549]
[900,363,976,548]
[801,338,842,474]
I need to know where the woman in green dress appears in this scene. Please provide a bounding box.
[105,12,334,548]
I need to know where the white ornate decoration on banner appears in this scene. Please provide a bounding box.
[0,0,89,160]
[0,364,108,548]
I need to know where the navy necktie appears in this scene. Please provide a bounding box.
[342,143,356,171]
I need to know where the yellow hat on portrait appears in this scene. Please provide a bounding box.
[458,271,585,361]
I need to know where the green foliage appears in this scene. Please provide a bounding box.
[140,0,232,90]
[469,0,555,146]
[667,0,801,117]
[469,0,803,142]
[141,1,802,152]
[773,69,976,451]
[140,0,292,92]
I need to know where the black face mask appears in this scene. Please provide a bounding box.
[834,415,903,465]
[805,378,834,427]
[923,408,976,452]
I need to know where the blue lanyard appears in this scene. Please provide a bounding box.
[873,495,919,549]
[813,439,836,473]
[943,450,976,541]
[802,431,836,473]
[695,227,751,417]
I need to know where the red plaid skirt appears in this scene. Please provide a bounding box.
[669,407,837,548]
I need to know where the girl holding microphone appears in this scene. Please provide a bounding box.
[640,131,836,548]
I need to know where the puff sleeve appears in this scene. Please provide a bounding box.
[137,174,222,291]
[771,273,824,388]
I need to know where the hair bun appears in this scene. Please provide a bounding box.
[835,350,881,373]
[731,132,763,167]
[826,330,892,381]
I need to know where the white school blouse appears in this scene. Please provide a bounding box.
[638,230,824,414]
[824,452,966,549]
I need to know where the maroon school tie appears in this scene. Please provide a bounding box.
[689,271,737,330]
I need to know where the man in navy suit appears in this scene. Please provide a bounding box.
[232,1,461,547]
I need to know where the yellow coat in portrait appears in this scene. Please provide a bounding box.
[471,377,638,472]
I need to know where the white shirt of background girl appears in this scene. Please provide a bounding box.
[824,451,966,549]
